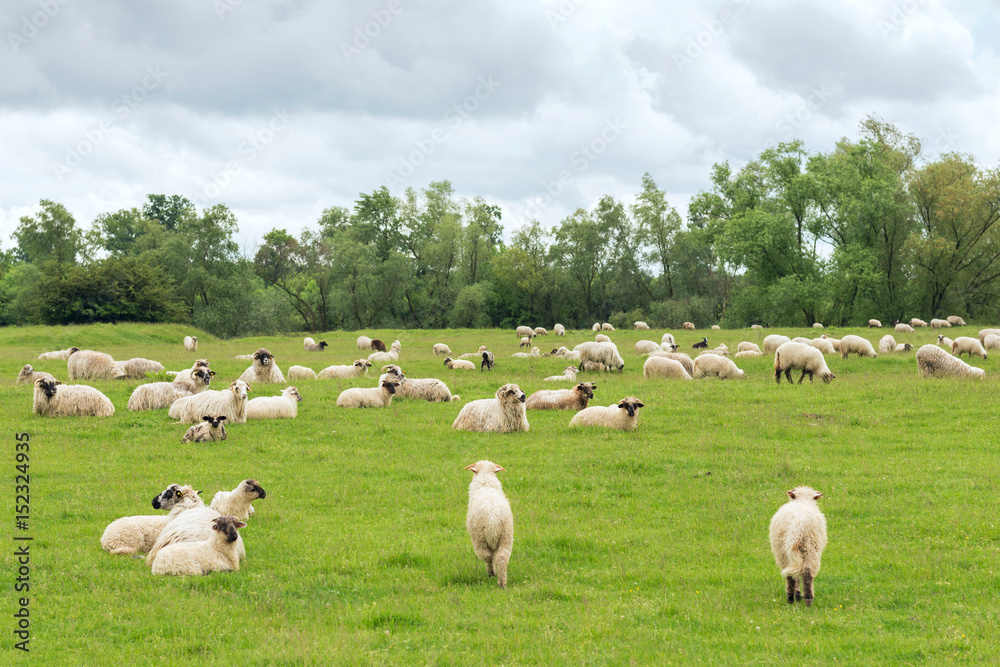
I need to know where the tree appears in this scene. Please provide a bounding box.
[634,173,683,299]
[143,194,195,231]
[13,200,82,268]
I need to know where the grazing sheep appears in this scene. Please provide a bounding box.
[916,344,985,379]
[465,460,514,589]
[983,334,1000,352]
[734,349,763,359]
[769,486,827,606]
[577,341,624,372]
[554,323,566,336]
[812,323,824,329]
[839,335,878,359]
[336,379,400,408]
[643,356,692,380]
[774,342,836,385]
[515,326,534,339]
[751,324,764,329]
[534,327,548,336]
[368,340,401,364]
[737,342,761,354]
[601,323,615,331]
[569,396,644,431]
[459,345,488,360]
[318,359,372,380]
[930,318,950,329]
[239,348,285,385]
[937,334,954,349]
[867,319,882,328]
[16,364,55,385]
[792,337,812,345]
[512,347,541,359]
[67,350,125,381]
[762,335,792,354]
[100,484,203,555]
[357,335,373,351]
[33,378,115,417]
[634,321,650,330]
[544,366,579,382]
[595,334,612,343]
[952,336,988,360]
[647,351,695,376]
[693,354,746,379]
[37,346,79,361]
[526,382,596,411]
[370,339,387,352]
[182,415,228,442]
[184,336,198,352]
[452,384,529,433]
[692,337,709,349]
[433,343,452,355]
[151,516,246,576]
[895,323,915,334]
[947,316,966,327]
[246,386,302,419]
[288,365,317,381]
[820,334,842,352]
[910,318,928,328]
[445,357,476,370]
[304,338,329,351]
[169,380,251,424]
[809,338,837,355]
[519,336,532,349]
[661,333,676,346]
[878,335,901,354]
[977,328,1000,346]
[592,322,601,332]
[635,340,663,355]
[710,324,720,330]
[682,322,695,330]
[210,479,266,520]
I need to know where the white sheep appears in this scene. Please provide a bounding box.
[737,342,761,354]
[646,351,694,376]
[983,334,1000,352]
[839,335,878,359]
[147,503,246,568]
[182,415,228,442]
[459,345,489,360]
[951,336,987,360]
[534,327,548,336]
[947,316,967,327]
[577,341,624,372]
[239,348,285,384]
[769,486,827,606]
[601,323,615,331]
[693,354,746,379]
[937,334,954,349]
[895,322,915,334]
[515,325,534,339]
[288,365,317,381]
[592,322,601,332]
[357,335,373,351]
[16,364,55,385]
[661,333,676,346]
[336,379,400,408]
[634,321,650,330]
[792,337,812,345]
[368,340,402,364]
[683,322,695,330]
[774,342,836,384]
[113,357,166,379]
[978,328,1000,346]
[100,484,203,555]
[910,318,928,328]
[433,343,452,355]
[569,396,644,431]
[734,349,763,359]
[169,380,251,424]
[37,346,79,361]
[525,382,596,411]
[812,322,824,329]
[33,377,115,417]
[877,335,911,354]
[378,365,460,402]
[555,347,581,362]
[751,324,764,329]
[595,333,612,343]
[809,338,837,355]
[128,382,192,411]
[544,366,579,382]
[916,344,985,379]
[820,334,842,352]
[210,479,266,520]
[642,356,692,380]
[304,337,329,351]
[511,347,541,359]
[183,336,198,352]
[465,460,513,589]
[930,318,950,329]
[318,359,372,380]
[170,360,212,389]
[150,516,247,576]
[554,323,566,336]
[246,386,302,419]
[711,324,721,330]
[452,384,529,433]
[445,357,476,370]
[762,334,792,354]
[67,349,125,381]
[519,336,532,349]
[867,319,882,328]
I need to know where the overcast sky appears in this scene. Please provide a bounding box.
[2,0,998,252]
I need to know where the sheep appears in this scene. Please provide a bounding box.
[592,322,601,332]
[288,365,317,381]
[16,364,55,385]
[647,351,695,377]
[367,340,401,364]
[459,345,489,360]
[809,338,837,355]
[769,486,827,606]
[445,357,476,370]
[682,322,695,330]
[183,336,198,352]
[947,316,967,327]
[37,346,79,360]
[821,334,842,352]
[635,340,663,355]
[867,319,882,328]
[910,318,928,328]
[556,346,582,362]
[182,415,228,442]
[554,323,566,336]
[238,348,285,385]
[370,339,387,352]
[378,366,460,402]
[737,342,761,354]
[751,324,764,329]
[712,343,729,356]
[634,321,650,330]
[895,323,915,334]
[246,386,302,419]
[569,396,644,431]
[128,382,193,412]
[481,350,495,371]
[150,516,247,576]
[357,335,373,351]
[433,343,452,356]
[774,342,836,384]
[642,356,692,380]
[661,333,676,346]
[878,335,901,355]
[792,337,812,345]
[534,327,548,336]
[33,377,115,417]
[734,350,763,359]
[601,323,615,331]
[113,357,166,379]
[952,336,987,360]
[577,341,624,372]
[930,318,950,329]
[516,326,534,339]
[465,460,514,589]
[693,354,746,380]
[762,335,791,354]
[692,337,709,349]
[100,484,203,555]
[812,322,824,329]
[526,382,596,411]
[512,347,541,359]
[304,338,329,352]
[544,366,579,382]
[983,334,1000,352]
[169,380,251,424]
[452,384,529,433]
[210,479,266,520]
[977,328,1000,346]
[147,503,245,568]
[318,359,372,380]
[170,360,212,389]
[916,344,985,379]
[233,353,254,361]
[67,350,125,381]
[937,334,954,349]
[595,334,612,343]
[519,336,532,349]
[336,379,399,408]
[839,335,878,359]
[711,324,721,330]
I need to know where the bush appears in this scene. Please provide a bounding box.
[449,283,494,329]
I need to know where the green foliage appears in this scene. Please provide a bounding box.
[449,282,494,328]
[13,198,82,267]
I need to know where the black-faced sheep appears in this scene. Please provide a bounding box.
[465,460,513,589]
[100,484,203,555]
[769,486,827,606]
[182,415,228,442]
[239,348,285,384]
[33,377,115,417]
[378,366,460,402]
[318,359,372,379]
[150,516,247,576]
[568,396,644,431]
[452,384,529,433]
[525,382,596,411]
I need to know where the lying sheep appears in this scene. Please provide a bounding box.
[184,336,198,352]
[118,358,167,379]
[751,324,764,329]
[151,516,247,576]
[978,328,1000,346]
[769,486,827,606]
[809,338,836,356]
[910,318,928,328]
[692,337,709,349]
[170,360,212,389]
[519,336,532,349]
[357,335,373,351]
[839,335,877,359]
[734,349,763,359]
[246,386,302,419]
[37,346,79,361]
[33,377,115,417]
[452,384,529,433]
[512,347,541,359]
[952,336,987,360]
[433,343,452,355]
[711,324,721,330]
[774,342,836,384]
[379,366,460,402]
[983,334,1000,352]
[169,380,251,424]
[67,350,125,381]
[445,357,476,370]
[368,340,401,364]
[525,382,596,411]
[101,484,203,555]
[128,382,193,412]
[643,356,692,380]
[182,415,228,442]
[895,322,915,334]
[577,341,624,372]
[16,364,55,385]
[370,339,387,352]
[318,359,372,380]
[465,460,513,589]
[930,318,950,329]
[544,366,579,382]
[762,335,791,354]
[937,334,954,349]
[554,323,566,336]
[239,348,285,384]
[683,322,695,330]
[481,350,495,372]
[916,344,985,379]
[867,319,882,328]
[459,345,488,360]
[304,337,329,351]
[595,333,612,343]
[211,479,266,520]
[569,396,644,431]
[601,323,615,331]
[693,354,746,379]
[661,333,676,346]
[534,327,548,336]
[647,351,694,377]
[556,346,581,362]
[948,316,966,327]
[147,502,245,568]
[288,365,317,381]
[634,321,650,330]
[737,342,761,354]
[336,379,400,408]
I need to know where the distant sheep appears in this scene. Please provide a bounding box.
[592,323,601,332]
[516,326,534,339]
[534,327,548,336]
[595,334,612,343]
[519,336,532,349]
[544,366,579,382]
[691,337,709,349]
[634,321,650,330]
[762,335,791,354]
[895,323,915,334]
[577,341,624,372]
[239,348,285,385]
[774,342,836,384]
[751,324,764,329]
[318,359,372,380]
[37,346,78,361]
[947,316,966,327]
[445,357,476,370]
[983,334,1000,352]
[839,335,877,359]
[465,460,513,589]
[937,334,954,349]
[642,356,692,380]
[452,384,529,433]
[247,386,302,419]
[370,339,387,352]
[910,318,928,328]
[916,344,984,379]
[169,380,251,424]
[929,318,950,329]
[512,347,541,359]
[812,323,824,329]
[569,396,644,431]
[693,354,745,380]
[33,378,114,417]
[378,366,459,402]
[433,343,452,356]
[303,337,329,351]
[951,336,987,360]
[737,342,761,354]
[525,382,596,411]
[601,323,614,331]
[481,350,495,372]
[459,346,488,360]
[661,333,676,346]
[977,328,1000,346]
[67,350,124,381]
[867,319,882,328]
[16,364,55,385]
[182,415,228,442]
[647,351,694,377]
[368,340,401,364]
[878,335,909,354]
[210,479,266,520]
[554,324,566,336]
[711,324,721,330]
[183,336,198,352]
[734,350,763,359]
[769,486,827,606]
[288,365,317,381]
[336,379,399,408]
[357,335,373,350]
[101,484,203,555]
[151,516,246,576]
[635,340,663,355]
[682,322,695,330]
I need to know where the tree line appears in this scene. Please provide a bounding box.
[3,117,999,337]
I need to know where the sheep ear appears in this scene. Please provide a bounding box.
[813,492,822,499]
[202,415,212,422]
[634,401,644,408]
[786,490,796,499]
[218,415,226,421]
[591,383,598,389]
[464,463,477,472]
[236,521,247,529]
[494,465,505,473]
[197,490,203,496]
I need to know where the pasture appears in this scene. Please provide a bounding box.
[2,323,998,664]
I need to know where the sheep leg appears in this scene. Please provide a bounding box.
[774,367,782,384]
[797,370,807,384]
[785,576,798,604]
[493,546,511,589]
[473,543,495,576]
[802,568,814,606]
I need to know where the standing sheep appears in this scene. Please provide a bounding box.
[762,335,792,354]
[357,335,373,351]
[100,484,204,555]
[895,322,915,334]
[592,323,601,332]
[809,339,837,356]
[525,382,596,411]
[336,379,399,408]
[930,318,950,329]
[634,321,650,330]
[647,351,694,377]
[947,316,966,327]
[515,326,534,339]
[642,356,692,380]
[916,344,985,379]
[569,397,644,431]
[481,350,495,372]
[150,516,247,576]
[867,319,882,328]
[184,336,198,352]
[519,336,532,349]
[465,460,513,589]
[182,415,228,442]
[774,342,836,384]
[318,360,372,380]
[169,380,251,424]
[554,324,566,336]
[239,348,285,385]
[601,323,615,331]
[534,327,548,336]
[433,343,452,356]
[37,346,79,361]
[577,341,624,372]
[769,486,827,606]
[839,335,878,359]
[304,337,329,351]
[951,336,987,360]
[692,354,746,380]
[246,386,303,419]
[978,328,1000,346]
[682,322,696,330]
[983,334,1000,352]
[211,479,266,520]
[452,384,529,433]
[33,378,115,417]
[910,318,928,328]
[288,365,317,381]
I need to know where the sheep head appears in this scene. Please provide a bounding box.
[230,380,251,399]
[152,483,183,510]
[253,348,273,366]
[202,415,227,428]
[787,487,822,501]
[465,460,504,475]
[35,377,60,398]
[576,382,597,400]
[285,386,303,402]
[211,516,247,542]
[496,383,526,404]
[820,371,836,384]
[193,369,212,386]
[381,380,399,394]
[243,479,266,499]
[617,397,644,417]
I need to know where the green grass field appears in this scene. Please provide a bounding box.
[2,322,998,664]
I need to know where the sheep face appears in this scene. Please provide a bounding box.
[192,369,212,386]
[618,397,644,418]
[18,365,34,381]
[496,384,526,404]
[68,346,79,355]
[381,380,399,395]
[285,387,303,402]
[444,357,454,365]
[820,371,836,384]
[576,383,597,400]
[318,341,328,349]
[253,348,273,366]
[242,478,267,500]
[230,380,251,400]
[201,414,227,429]
[35,377,60,399]
[211,516,247,543]
[354,359,373,371]
[382,365,404,380]
[151,484,198,510]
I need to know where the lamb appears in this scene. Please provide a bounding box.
[288,365,317,381]
[692,337,709,349]
[951,336,987,360]
[525,382,596,411]
[867,319,882,328]
[947,316,967,326]
[100,484,203,555]
[978,328,1000,346]
[839,335,878,359]
[930,318,950,329]
[246,386,302,419]
[569,396,644,431]
[67,350,125,381]
[595,334,612,343]
[693,354,746,379]
[601,323,615,331]
[895,323,915,334]
[433,343,452,355]
[774,342,836,384]
[769,486,827,606]
[647,351,695,377]
[809,338,836,355]
[370,339,387,352]
[183,336,198,352]
[357,335,373,351]
[459,345,489,360]
[519,336,532,349]
[304,337,329,351]
[512,347,541,359]
[983,334,1000,352]
[734,350,763,359]
[515,326,534,339]
[445,357,476,370]
[452,384,529,433]
[642,356,692,380]
[534,327,548,336]
[554,323,566,336]
[544,366,579,382]
[150,516,247,576]
[592,323,601,332]
[916,344,985,379]
[661,333,676,346]
[481,350,495,371]
[576,341,624,372]
[147,503,245,568]
[169,380,251,424]
[910,318,928,328]
[33,377,115,417]
[737,342,761,354]
[367,340,401,364]
[182,415,228,442]
[336,379,400,408]
[682,322,695,330]
[465,460,514,589]
[378,366,460,402]
[210,479,266,520]
[937,334,954,349]
[239,348,285,385]
[317,359,372,380]
[555,346,581,362]
[16,364,55,385]
[37,346,78,360]
[634,321,650,330]
[762,335,792,354]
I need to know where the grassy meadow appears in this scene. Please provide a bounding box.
[2,322,999,664]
